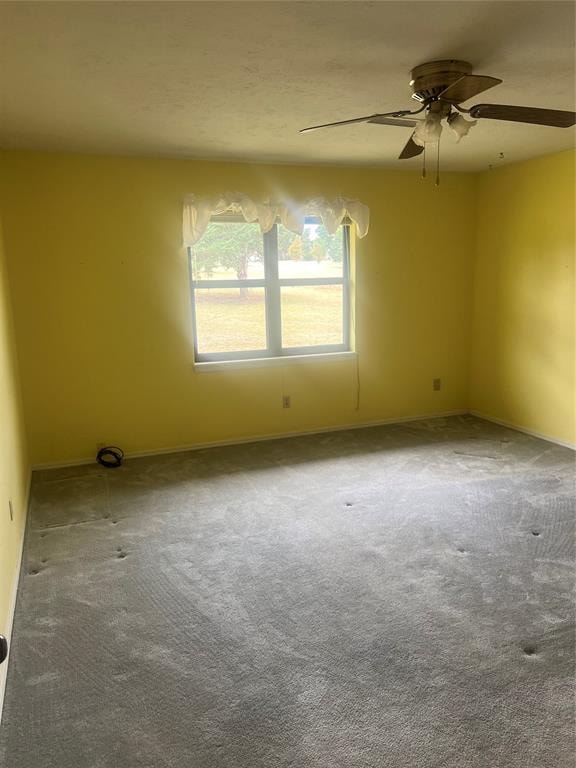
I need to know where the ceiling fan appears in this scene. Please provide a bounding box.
[300,60,576,160]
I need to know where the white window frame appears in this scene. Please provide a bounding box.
[188,215,351,363]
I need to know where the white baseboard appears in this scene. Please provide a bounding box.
[29,408,576,473]
[31,409,469,471]
[470,410,576,451]
[0,468,32,724]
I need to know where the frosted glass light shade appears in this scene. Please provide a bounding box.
[447,113,477,142]
[413,112,443,146]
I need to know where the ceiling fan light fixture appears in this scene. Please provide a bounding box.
[447,112,477,142]
[413,111,443,147]
[299,59,576,163]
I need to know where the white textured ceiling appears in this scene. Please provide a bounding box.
[0,1,574,170]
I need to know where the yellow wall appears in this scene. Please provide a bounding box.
[0,151,477,465]
[0,211,29,688]
[471,150,575,447]
[0,149,572,649]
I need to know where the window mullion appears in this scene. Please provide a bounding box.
[264,225,281,355]
[194,279,266,289]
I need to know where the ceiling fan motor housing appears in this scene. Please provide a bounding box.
[410,60,472,103]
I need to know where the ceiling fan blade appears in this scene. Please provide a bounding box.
[367,116,418,128]
[399,135,424,159]
[469,103,576,127]
[439,74,502,104]
[300,109,413,133]
[300,114,382,133]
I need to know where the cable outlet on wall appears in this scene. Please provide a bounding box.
[433,378,442,391]
[282,395,291,409]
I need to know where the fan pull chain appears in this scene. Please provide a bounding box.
[421,144,426,179]
[435,139,440,187]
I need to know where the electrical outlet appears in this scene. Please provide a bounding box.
[8,499,13,522]
[433,378,442,391]
[282,395,291,409]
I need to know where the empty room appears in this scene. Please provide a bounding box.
[0,1,574,766]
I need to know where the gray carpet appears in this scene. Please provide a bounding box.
[1,415,574,767]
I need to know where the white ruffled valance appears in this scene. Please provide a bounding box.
[182,193,369,247]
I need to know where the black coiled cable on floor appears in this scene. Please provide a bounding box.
[96,446,124,468]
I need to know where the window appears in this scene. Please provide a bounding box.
[189,216,351,362]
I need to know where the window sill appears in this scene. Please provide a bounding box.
[193,351,357,372]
